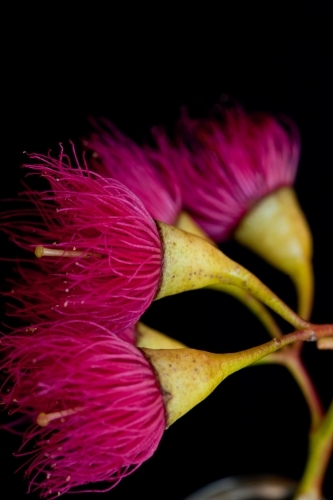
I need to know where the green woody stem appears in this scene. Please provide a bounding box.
[256,341,332,500]
[295,398,333,500]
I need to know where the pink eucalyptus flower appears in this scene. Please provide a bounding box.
[0,320,165,498]
[156,105,300,242]
[84,118,182,224]
[2,149,162,334]
[3,266,137,344]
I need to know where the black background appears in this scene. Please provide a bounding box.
[1,5,332,500]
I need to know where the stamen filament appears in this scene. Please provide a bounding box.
[35,246,101,259]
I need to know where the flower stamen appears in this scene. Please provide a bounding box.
[35,246,102,259]
[37,408,80,427]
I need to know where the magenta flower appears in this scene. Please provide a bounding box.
[84,119,182,224]
[4,267,138,344]
[2,149,162,334]
[159,105,300,242]
[0,320,166,498]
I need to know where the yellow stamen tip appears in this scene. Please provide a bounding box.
[37,412,49,427]
[35,245,45,258]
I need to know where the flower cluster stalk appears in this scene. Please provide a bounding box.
[295,398,333,500]
[257,342,332,499]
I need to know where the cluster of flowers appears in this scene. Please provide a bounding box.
[1,103,331,499]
